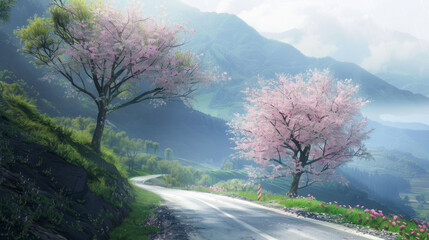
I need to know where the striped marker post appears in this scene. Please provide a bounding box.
[257,184,262,201]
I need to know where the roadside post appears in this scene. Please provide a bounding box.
[258,184,262,201]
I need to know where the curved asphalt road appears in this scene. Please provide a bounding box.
[132,175,383,240]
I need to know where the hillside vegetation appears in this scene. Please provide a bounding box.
[0,81,134,239]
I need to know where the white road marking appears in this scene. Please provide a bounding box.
[287,229,318,240]
[196,198,279,240]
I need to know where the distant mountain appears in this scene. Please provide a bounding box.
[367,120,429,159]
[134,0,429,121]
[374,120,429,131]
[262,26,429,98]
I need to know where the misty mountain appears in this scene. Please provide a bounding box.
[131,0,429,121]
[367,120,429,159]
[262,26,429,98]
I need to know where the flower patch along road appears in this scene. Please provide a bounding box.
[132,175,383,240]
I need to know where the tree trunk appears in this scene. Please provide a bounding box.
[287,172,303,197]
[91,105,107,153]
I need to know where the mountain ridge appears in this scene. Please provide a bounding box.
[133,0,429,121]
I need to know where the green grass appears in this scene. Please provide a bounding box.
[109,185,162,240]
[0,80,131,211]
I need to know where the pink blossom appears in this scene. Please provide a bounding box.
[228,70,371,195]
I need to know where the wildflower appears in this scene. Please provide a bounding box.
[384,225,388,229]
[374,225,378,229]
[392,221,396,227]
[420,229,425,233]
[393,215,398,221]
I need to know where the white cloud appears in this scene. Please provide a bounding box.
[179,0,429,41]
[237,1,307,33]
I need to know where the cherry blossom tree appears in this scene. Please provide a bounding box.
[15,0,222,152]
[229,70,372,196]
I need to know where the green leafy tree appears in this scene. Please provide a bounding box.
[144,140,153,153]
[0,0,17,24]
[164,148,174,160]
[152,142,160,154]
[120,137,143,171]
[143,156,159,173]
[223,161,233,171]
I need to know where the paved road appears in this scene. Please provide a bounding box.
[132,175,383,240]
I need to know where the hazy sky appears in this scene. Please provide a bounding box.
[179,0,429,41]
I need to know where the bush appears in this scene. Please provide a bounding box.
[214,179,258,193]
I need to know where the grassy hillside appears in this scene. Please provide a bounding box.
[0,81,134,239]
